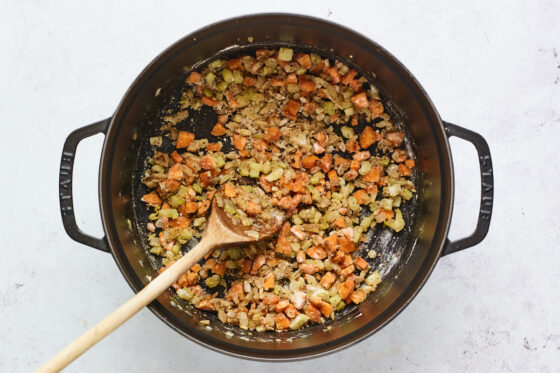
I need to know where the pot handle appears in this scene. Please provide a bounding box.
[441,122,493,256]
[59,118,111,253]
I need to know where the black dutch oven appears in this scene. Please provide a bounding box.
[58,14,494,360]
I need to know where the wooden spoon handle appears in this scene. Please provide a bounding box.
[35,238,214,373]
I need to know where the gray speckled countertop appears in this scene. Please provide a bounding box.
[1,1,559,372]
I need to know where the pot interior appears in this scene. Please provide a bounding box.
[100,14,452,359]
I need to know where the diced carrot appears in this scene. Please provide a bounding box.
[306,304,322,322]
[227,282,245,301]
[300,263,319,274]
[355,257,369,271]
[198,199,211,215]
[227,58,242,70]
[275,222,292,255]
[365,184,378,194]
[224,182,237,198]
[263,126,282,142]
[398,163,412,176]
[159,179,179,193]
[320,272,337,289]
[351,92,369,109]
[405,159,416,168]
[319,301,333,317]
[201,96,219,107]
[327,67,341,83]
[350,159,361,171]
[274,300,290,312]
[212,261,226,276]
[334,218,346,228]
[353,189,369,205]
[327,169,339,187]
[290,150,302,168]
[350,289,367,304]
[169,216,191,229]
[170,151,183,163]
[220,92,237,109]
[259,174,273,193]
[351,115,358,126]
[243,76,257,86]
[296,53,312,68]
[291,225,306,240]
[341,69,357,85]
[240,258,252,274]
[302,155,319,169]
[263,293,281,306]
[250,254,266,275]
[191,263,201,273]
[332,250,345,263]
[206,142,221,152]
[253,138,268,152]
[303,101,316,114]
[284,99,300,119]
[369,100,384,116]
[338,237,356,253]
[210,122,227,136]
[184,201,199,214]
[377,176,387,187]
[296,250,306,263]
[167,163,183,181]
[161,202,171,210]
[263,273,275,290]
[195,298,215,311]
[340,264,355,277]
[186,72,201,84]
[285,73,298,84]
[270,77,285,87]
[363,166,382,182]
[246,200,262,216]
[284,304,299,319]
[346,138,360,153]
[319,154,332,172]
[377,209,394,222]
[324,235,339,254]
[231,134,247,151]
[141,191,161,206]
[337,279,354,299]
[176,131,195,148]
[359,126,376,149]
[349,79,361,92]
[306,245,327,260]
[274,313,291,330]
[299,79,316,92]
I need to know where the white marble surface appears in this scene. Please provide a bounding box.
[1,1,559,372]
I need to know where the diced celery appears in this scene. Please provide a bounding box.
[216,81,228,91]
[360,213,375,229]
[365,271,382,287]
[310,172,324,185]
[241,217,253,226]
[401,188,413,201]
[312,289,330,302]
[287,84,300,93]
[262,161,272,174]
[249,169,260,178]
[265,167,284,182]
[310,53,321,64]
[289,314,309,330]
[378,156,390,166]
[384,209,405,232]
[209,59,224,69]
[224,204,237,216]
[228,247,242,260]
[344,107,354,116]
[335,301,346,311]
[323,101,335,115]
[150,246,162,255]
[353,227,362,243]
[192,183,202,194]
[295,68,307,75]
[203,88,212,97]
[292,214,303,225]
[214,155,225,168]
[329,295,342,307]
[222,68,234,83]
[341,182,355,198]
[177,287,194,301]
[148,212,159,221]
[180,229,193,241]
[385,184,401,197]
[359,161,371,175]
[172,243,181,254]
[225,260,237,269]
[278,47,293,61]
[233,70,243,84]
[159,209,178,219]
[348,196,360,211]
[168,195,184,208]
[341,126,355,139]
[380,198,393,211]
[193,217,206,227]
[205,72,216,84]
[205,275,221,288]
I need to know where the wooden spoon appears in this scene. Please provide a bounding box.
[36,196,284,372]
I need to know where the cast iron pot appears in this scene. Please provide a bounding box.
[58,14,494,360]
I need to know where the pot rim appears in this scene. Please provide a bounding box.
[98,12,454,361]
